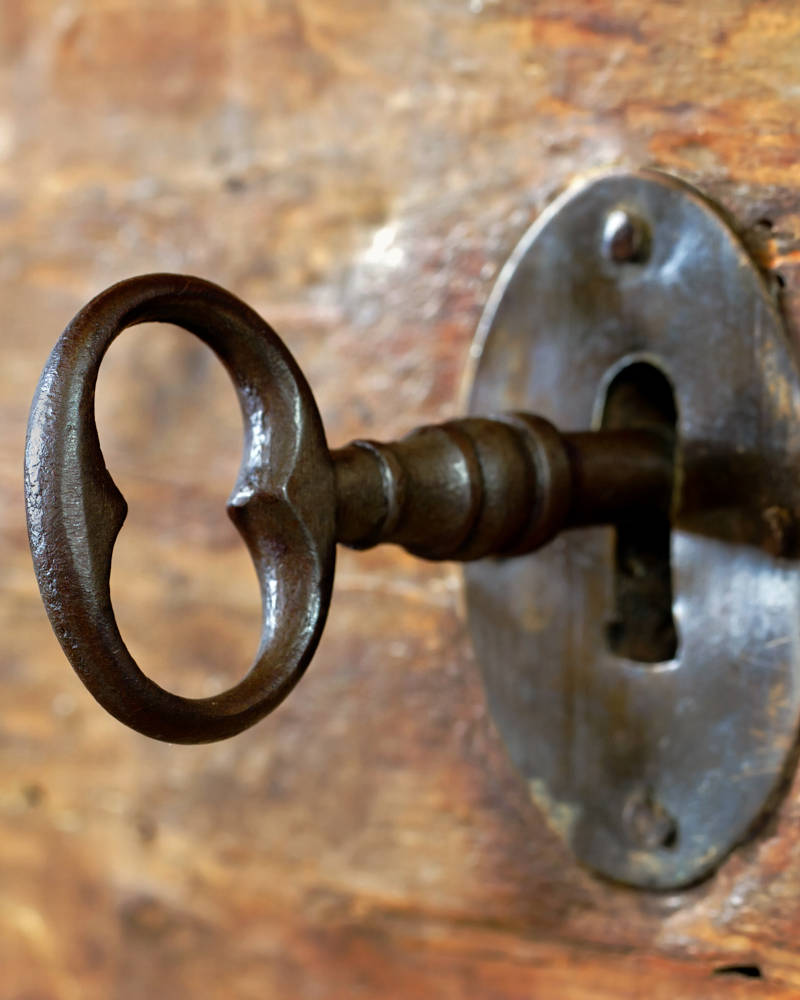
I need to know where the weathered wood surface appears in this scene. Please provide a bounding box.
[2,1,800,996]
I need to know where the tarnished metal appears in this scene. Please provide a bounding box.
[25,275,337,743]
[466,169,800,888]
[24,272,670,743]
[23,169,800,892]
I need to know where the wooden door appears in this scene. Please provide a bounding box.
[2,2,800,996]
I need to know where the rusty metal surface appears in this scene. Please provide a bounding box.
[465,169,800,889]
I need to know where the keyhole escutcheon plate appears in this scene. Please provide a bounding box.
[465,169,800,889]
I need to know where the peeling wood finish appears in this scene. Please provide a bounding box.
[3,1,800,996]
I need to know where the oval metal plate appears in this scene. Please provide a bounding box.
[465,169,800,889]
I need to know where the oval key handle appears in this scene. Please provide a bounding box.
[25,273,673,744]
[25,274,337,743]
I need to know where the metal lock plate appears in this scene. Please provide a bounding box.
[465,169,800,889]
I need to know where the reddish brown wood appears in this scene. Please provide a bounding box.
[3,1,800,995]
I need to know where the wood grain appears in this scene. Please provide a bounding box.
[2,1,800,996]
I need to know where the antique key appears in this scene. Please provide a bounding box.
[24,271,672,744]
[25,170,800,890]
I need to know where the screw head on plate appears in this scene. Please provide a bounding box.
[602,208,650,263]
[623,787,678,850]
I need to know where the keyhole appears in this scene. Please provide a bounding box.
[602,361,679,664]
